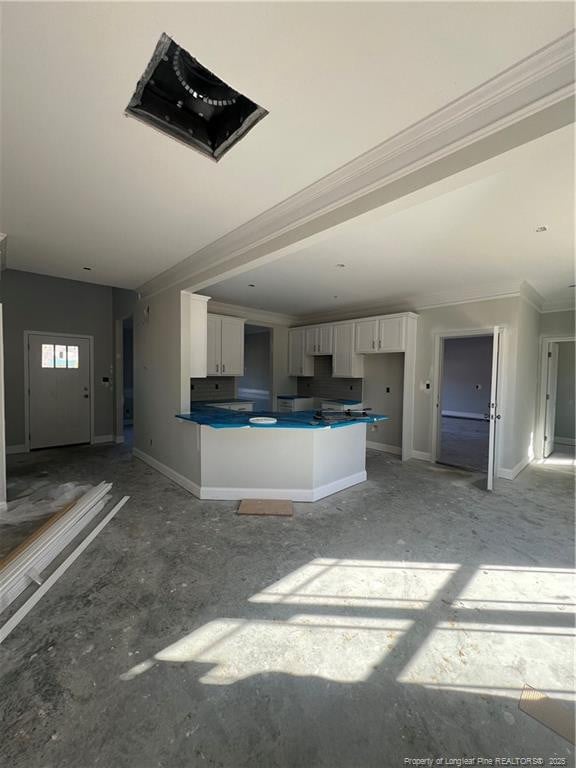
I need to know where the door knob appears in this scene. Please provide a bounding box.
[83,394,89,399]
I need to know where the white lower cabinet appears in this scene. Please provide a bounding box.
[289,328,314,376]
[332,323,364,378]
[207,314,245,376]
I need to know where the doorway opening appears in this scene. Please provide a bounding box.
[541,339,575,462]
[438,335,493,472]
[237,325,272,411]
[122,317,134,445]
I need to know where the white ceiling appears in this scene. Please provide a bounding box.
[202,124,575,316]
[1,2,574,289]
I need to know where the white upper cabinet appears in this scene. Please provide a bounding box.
[355,319,379,353]
[221,316,245,375]
[378,316,406,352]
[289,328,314,376]
[305,325,334,355]
[355,316,408,353]
[207,314,245,376]
[333,323,364,378]
[207,314,222,375]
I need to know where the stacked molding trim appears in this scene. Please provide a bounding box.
[0,484,129,642]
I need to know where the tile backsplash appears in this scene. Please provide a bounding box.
[190,377,236,402]
[297,356,363,401]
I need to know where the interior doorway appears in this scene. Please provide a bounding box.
[541,339,575,460]
[237,325,272,411]
[26,332,93,449]
[433,327,503,490]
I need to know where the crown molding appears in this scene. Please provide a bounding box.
[541,300,576,314]
[138,31,576,299]
[519,280,545,313]
[205,299,297,327]
[294,282,526,325]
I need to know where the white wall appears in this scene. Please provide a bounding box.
[510,298,540,472]
[441,336,492,418]
[133,287,204,486]
[362,353,404,449]
[555,341,575,442]
[540,310,575,337]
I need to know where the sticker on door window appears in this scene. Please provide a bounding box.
[55,345,67,369]
[41,344,55,368]
[67,345,79,368]
[41,343,81,368]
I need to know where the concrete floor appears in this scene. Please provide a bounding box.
[0,441,574,768]
[439,416,490,472]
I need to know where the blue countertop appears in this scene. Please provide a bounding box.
[176,405,388,430]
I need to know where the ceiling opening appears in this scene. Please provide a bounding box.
[125,33,268,161]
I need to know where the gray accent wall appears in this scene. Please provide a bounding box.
[555,341,575,442]
[1,269,115,446]
[441,336,493,417]
[362,353,404,449]
[190,377,236,402]
[297,356,363,401]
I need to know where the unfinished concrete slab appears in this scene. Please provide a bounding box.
[0,442,573,767]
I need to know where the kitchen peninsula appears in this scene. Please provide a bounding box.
[175,405,388,501]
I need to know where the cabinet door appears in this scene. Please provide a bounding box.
[318,325,334,354]
[221,316,245,375]
[333,323,364,377]
[378,317,405,351]
[207,315,222,375]
[305,327,319,355]
[355,320,378,353]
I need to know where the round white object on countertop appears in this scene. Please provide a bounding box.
[249,417,278,425]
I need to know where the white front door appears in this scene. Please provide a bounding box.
[486,327,503,491]
[543,342,559,458]
[28,334,91,449]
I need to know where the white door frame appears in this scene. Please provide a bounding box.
[0,306,6,511]
[23,331,95,452]
[430,327,506,475]
[535,334,575,460]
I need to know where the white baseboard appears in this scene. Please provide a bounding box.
[0,501,6,513]
[92,435,114,445]
[556,437,576,446]
[497,456,532,480]
[200,471,367,502]
[133,448,201,497]
[114,435,125,444]
[6,444,27,455]
[366,441,401,455]
[411,450,432,462]
[441,411,485,420]
[133,448,366,502]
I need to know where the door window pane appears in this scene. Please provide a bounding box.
[55,345,67,369]
[67,345,79,368]
[41,344,54,368]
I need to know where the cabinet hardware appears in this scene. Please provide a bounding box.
[372,340,375,349]
[378,339,381,349]
[216,363,219,372]
[222,364,226,373]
